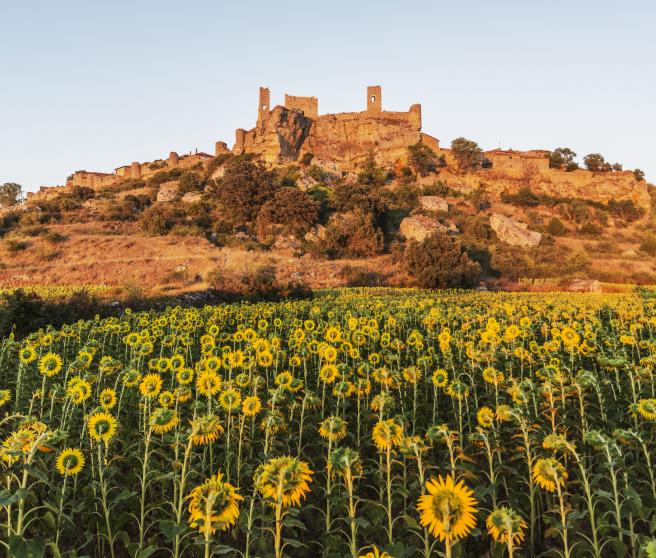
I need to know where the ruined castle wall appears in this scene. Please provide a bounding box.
[284,95,318,118]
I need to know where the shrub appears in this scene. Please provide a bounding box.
[408,142,440,176]
[634,169,645,182]
[607,199,644,221]
[332,182,388,226]
[207,265,312,302]
[357,154,386,186]
[300,152,315,166]
[5,238,30,252]
[546,217,567,236]
[0,182,23,206]
[639,234,656,256]
[501,187,541,207]
[319,211,384,259]
[579,222,603,236]
[139,204,181,235]
[404,229,481,288]
[583,153,607,173]
[210,156,278,227]
[177,171,204,194]
[256,187,320,238]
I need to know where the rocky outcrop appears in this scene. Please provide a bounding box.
[399,215,445,242]
[157,182,178,203]
[490,214,542,247]
[419,196,448,213]
[181,192,202,204]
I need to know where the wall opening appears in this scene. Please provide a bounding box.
[370,95,376,103]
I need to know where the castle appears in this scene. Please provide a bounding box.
[25,85,647,210]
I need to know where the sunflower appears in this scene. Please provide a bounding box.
[176,367,194,385]
[257,351,274,368]
[0,389,11,408]
[417,475,478,543]
[196,370,222,397]
[319,416,348,442]
[532,457,567,492]
[358,548,392,558]
[495,404,513,422]
[18,345,37,364]
[372,419,404,452]
[431,368,449,388]
[175,387,193,403]
[122,369,142,387]
[329,446,362,480]
[486,506,526,546]
[636,398,656,421]
[219,388,242,412]
[158,390,175,408]
[476,406,495,429]
[255,456,313,507]
[482,367,504,386]
[319,364,339,384]
[190,414,224,446]
[0,428,35,464]
[187,471,243,536]
[139,373,163,399]
[275,371,294,390]
[67,379,91,405]
[150,407,179,435]
[38,352,63,377]
[99,388,117,410]
[446,379,469,400]
[87,411,117,444]
[242,395,262,417]
[56,448,85,476]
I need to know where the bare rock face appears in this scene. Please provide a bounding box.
[399,215,445,242]
[419,196,448,213]
[157,182,179,203]
[181,192,202,204]
[490,213,542,247]
[566,279,602,293]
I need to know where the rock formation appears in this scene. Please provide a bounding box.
[489,214,542,247]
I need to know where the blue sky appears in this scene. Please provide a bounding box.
[1,0,655,191]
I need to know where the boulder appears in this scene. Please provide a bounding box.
[419,196,448,213]
[181,192,202,204]
[489,213,542,247]
[566,279,602,293]
[157,181,179,203]
[399,215,445,242]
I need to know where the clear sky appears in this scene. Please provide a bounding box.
[1,0,654,192]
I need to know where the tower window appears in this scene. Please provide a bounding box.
[370,96,376,103]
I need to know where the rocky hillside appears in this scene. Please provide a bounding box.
[1,145,654,296]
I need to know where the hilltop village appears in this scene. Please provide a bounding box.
[0,85,651,295]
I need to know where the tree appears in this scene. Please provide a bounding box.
[583,153,607,173]
[178,171,204,194]
[357,154,386,186]
[210,156,278,226]
[319,211,384,258]
[408,142,440,177]
[611,163,623,172]
[548,148,577,170]
[256,187,319,237]
[332,182,388,226]
[0,182,23,206]
[450,138,482,171]
[634,169,645,182]
[404,229,481,288]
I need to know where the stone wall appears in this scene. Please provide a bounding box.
[284,95,318,118]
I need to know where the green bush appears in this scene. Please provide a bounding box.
[408,142,440,176]
[546,217,567,236]
[319,211,384,259]
[404,229,481,288]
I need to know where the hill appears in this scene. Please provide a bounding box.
[1,85,654,299]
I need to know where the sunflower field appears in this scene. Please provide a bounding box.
[1,288,656,558]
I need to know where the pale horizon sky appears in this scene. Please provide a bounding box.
[1,0,655,192]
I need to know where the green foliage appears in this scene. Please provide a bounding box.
[404,229,480,288]
[0,182,23,206]
[450,137,482,171]
[607,199,644,221]
[583,153,608,172]
[639,234,656,256]
[548,148,577,170]
[210,156,278,227]
[634,169,645,182]
[357,154,386,186]
[256,187,320,238]
[177,171,204,194]
[139,204,182,235]
[5,238,30,252]
[407,142,440,177]
[319,211,384,258]
[332,182,388,226]
[546,217,567,236]
[501,187,542,207]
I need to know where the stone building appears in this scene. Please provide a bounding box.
[233,85,435,169]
